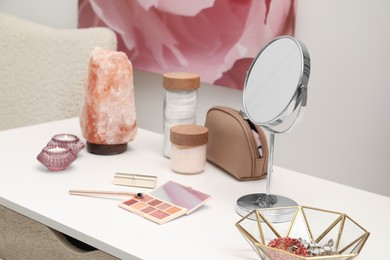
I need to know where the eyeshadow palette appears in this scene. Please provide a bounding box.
[150,180,211,214]
[119,181,211,224]
[119,194,187,224]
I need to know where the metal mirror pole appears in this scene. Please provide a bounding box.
[265,132,274,207]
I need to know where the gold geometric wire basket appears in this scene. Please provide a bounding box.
[236,206,370,260]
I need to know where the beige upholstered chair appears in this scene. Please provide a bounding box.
[0,12,117,130]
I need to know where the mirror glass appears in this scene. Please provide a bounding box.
[243,36,310,133]
[236,36,311,222]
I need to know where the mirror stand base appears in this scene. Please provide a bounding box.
[236,193,298,223]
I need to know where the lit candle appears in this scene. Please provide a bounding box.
[47,146,67,153]
[48,134,85,154]
[53,134,77,142]
[37,145,77,171]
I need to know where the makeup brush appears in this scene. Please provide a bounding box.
[69,189,143,198]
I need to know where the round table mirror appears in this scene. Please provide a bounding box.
[236,36,311,222]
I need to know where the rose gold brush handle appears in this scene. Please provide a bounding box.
[69,190,143,198]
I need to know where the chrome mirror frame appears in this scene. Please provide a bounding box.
[236,36,311,222]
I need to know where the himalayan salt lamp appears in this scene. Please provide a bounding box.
[80,47,137,155]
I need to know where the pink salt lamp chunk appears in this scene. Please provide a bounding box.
[80,47,137,155]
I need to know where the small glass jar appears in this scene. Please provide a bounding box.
[170,125,208,174]
[163,72,200,158]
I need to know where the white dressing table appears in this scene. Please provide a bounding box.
[0,118,388,259]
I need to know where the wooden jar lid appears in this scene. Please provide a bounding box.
[170,125,208,146]
[163,72,200,91]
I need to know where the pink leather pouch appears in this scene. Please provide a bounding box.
[204,106,268,180]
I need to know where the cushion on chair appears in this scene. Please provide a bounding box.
[0,12,117,130]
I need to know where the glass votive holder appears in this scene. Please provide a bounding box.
[37,145,77,171]
[170,125,208,174]
[47,134,85,154]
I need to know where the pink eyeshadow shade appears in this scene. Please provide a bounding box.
[141,206,155,214]
[138,195,153,202]
[148,199,161,206]
[156,203,170,210]
[123,199,137,206]
[150,210,169,220]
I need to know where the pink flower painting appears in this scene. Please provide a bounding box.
[78,0,296,89]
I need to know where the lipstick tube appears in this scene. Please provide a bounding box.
[114,173,157,189]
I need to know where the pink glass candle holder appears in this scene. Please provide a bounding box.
[47,134,85,154]
[37,145,77,171]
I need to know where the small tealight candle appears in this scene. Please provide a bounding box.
[47,146,68,153]
[55,134,76,141]
[37,145,77,171]
[47,134,85,154]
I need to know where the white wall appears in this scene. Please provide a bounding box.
[1,0,388,197]
[276,0,390,197]
[0,0,78,29]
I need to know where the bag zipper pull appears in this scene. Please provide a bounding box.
[239,110,249,120]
